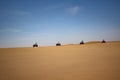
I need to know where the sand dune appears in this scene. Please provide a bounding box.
[0,42,120,80]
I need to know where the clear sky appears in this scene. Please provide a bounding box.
[0,0,120,47]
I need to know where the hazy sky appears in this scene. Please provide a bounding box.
[0,0,120,47]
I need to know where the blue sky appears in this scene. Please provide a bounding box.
[0,0,120,47]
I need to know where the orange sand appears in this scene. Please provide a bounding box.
[0,42,120,80]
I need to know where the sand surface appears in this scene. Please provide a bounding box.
[0,42,120,80]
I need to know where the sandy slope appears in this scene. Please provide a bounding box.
[0,42,120,80]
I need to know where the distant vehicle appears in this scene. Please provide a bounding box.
[101,39,106,43]
[80,41,84,44]
[56,42,61,46]
[33,43,38,47]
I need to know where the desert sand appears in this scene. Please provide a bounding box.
[0,42,120,80]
